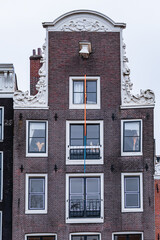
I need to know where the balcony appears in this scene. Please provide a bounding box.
[69,146,101,160]
[69,199,101,218]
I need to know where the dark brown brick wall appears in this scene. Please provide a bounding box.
[0,98,13,240]
[13,31,155,240]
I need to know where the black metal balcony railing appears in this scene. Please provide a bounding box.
[70,146,100,160]
[69,199,101,218]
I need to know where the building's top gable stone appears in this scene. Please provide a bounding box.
[42,10,126,32]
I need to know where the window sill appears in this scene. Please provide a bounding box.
[121,152,143,157]
[25,209,47,214]
[66,159,103,165]
[26,153,48,157]
[66,217,104,224]
[122,208,143,213]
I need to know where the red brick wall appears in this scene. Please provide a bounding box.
[155,179,160,239]
[30,53,42,95]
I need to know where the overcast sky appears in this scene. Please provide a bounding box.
[0,0,160,154]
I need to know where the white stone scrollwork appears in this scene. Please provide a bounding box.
[61,18,111,32]
[121,41,155,107]
[14,41,47,108]
[155,163,160,176]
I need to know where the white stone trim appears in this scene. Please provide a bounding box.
[0,152,3,201]
[112,232,143,240]
[121,172,143,213]
[43,10,126,32]
[25,173,48,214]
[66,120,103,165]
[154,163,160,178]
[66,173,104,223]
[25,233,57,240]
[69,232,101,240]
[0,107,4,142]
[121,119,143,156]
[69,76,100,110]
[26,120,48,157]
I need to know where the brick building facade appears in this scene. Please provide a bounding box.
[154,157,160,240]
[0,64,17,240]
[13,10,155,240]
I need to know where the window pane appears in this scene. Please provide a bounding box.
[74,93,84,104]
[71,139,84,146]
[87,93,97,104]
[124,122,140,137]
[87,178,99,194]
[125,193,139,207]
[125,177,139,192]
[29,123,45,137]
[72,237,85,240]
[114,234,142,240]
[123,121,141,152]
[87,81,96,92]
[74,81,84,92]
[87,125,99,138]
[87,236,99,240]
[70,178,84,194]
[124,137,140,152]
[30,179,44,193]
[28,122,46,153]
[30,195,44,209]
[0,109,2,124]
[28,238,40,240]
[73,81,84,104]
[71,125,83,139]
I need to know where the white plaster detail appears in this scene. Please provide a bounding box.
[154,163,160,177]
[0,64,16,94]
[121,41,155,108]
[14,40,48,109]
[61,18,111,32]
[43,10,126,32]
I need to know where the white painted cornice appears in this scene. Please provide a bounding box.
[42,10,126,32]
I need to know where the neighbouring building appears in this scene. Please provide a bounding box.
[12,10,155,240]
[0,64,17,240]
[154,156,160,240]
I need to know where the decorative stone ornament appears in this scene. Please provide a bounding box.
[14,41,48,109]
[42,10,126,32]
[79,42,91,58]
[155,163,160,178]
[121,42,155,108]
[0,64,16,94]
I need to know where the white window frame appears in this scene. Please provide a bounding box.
[121,119,142,156]
[112,232,144,240]
[121,173,143,212]
[70,232,101,240]
[66,173,104,224]
[25,233,57,240]
[66,120,103,165]
[0,152,3,201]
[0,107,4,142]
[25,174,48,214]
[26,120,48,157]
[69,76,100,109]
